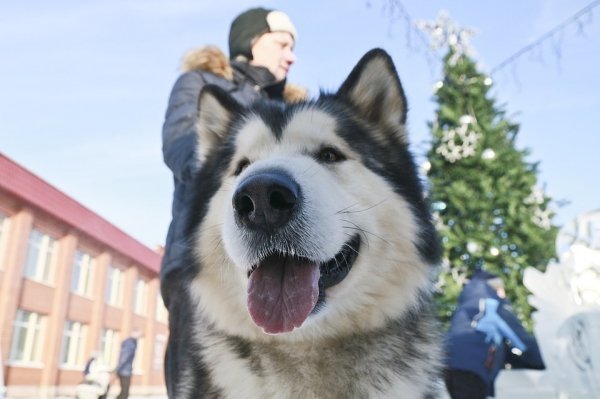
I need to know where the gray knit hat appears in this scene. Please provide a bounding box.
[228,7,297,60]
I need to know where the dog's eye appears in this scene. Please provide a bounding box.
[234,159,250,176]
[317,147,346,163]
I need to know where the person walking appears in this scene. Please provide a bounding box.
[444,269,545,398]
[83,351,99,377]
[115,331,142,399]
[160,7,306,396]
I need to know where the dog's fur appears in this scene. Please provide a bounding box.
[171,49,442,398]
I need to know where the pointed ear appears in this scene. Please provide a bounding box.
[336,49,408,129]
[196,85,243,162]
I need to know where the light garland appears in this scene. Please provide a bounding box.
[525,187,553,230]
[416,11,476,65]
[532,207,553,230]
[436,115,481,163]
[525,187,546,205]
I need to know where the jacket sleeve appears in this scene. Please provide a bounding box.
[499,305,545,369]
[162,71,207,183]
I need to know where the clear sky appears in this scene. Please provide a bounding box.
[1,1,598,250]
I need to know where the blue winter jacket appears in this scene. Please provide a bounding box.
[115,337,137,377]
[444,270,545,396]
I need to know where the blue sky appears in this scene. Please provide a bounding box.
[1,1,598,249]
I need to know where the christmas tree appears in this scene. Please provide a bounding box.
[419,13,558,330]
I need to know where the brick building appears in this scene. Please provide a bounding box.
[0,153,167,398]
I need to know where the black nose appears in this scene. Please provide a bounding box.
[233,171,300,232]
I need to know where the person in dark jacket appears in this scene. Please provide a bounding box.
[160,7,306,395]
[115,331,142,399]
[444,269,545,398]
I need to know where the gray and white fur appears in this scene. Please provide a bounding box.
[168,49,443,398]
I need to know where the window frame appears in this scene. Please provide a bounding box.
[105,264,124,307]
[153,334,166,371]
[99,328,120,369]
[8,309,47,367]
[70,248,96,297]
[133,277,149,316]
[22,227,58,284]
[59,320,88,369]
[155,291,168,323]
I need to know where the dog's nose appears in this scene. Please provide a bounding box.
[233,171,300,231]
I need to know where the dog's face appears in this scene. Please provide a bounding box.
[189,49,439,340]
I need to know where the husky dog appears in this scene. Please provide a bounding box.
[170,49,442,398]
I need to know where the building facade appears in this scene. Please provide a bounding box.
[0,153,167,398]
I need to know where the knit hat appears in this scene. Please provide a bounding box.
[228,7,297,60]
[472,269,498,280]
[472,268,505,289]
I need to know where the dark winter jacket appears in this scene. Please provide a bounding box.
[160,46,307,306]
[444,270,545,397]
[115,337,138,377]
[160,46,307,397]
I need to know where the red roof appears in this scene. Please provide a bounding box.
[0,153,161,273]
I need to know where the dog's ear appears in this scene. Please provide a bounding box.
[336,48,408,131]
[196,85,243,162]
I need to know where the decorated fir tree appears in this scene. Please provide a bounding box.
[419,14,558,330]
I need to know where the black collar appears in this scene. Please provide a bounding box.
[231,61,286,100]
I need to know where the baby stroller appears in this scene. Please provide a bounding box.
[74,370,111,399]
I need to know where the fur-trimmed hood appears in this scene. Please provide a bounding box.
[180,45,308,103]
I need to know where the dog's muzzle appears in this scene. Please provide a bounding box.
[230,168,361,335]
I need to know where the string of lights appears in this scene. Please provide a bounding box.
[490,0,600,75]
[380,0,600,77]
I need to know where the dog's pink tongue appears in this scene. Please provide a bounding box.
[247,255,320,334]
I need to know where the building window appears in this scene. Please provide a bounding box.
[59,320,88,368]
[133,277,149,316]
[23,228,57,284]
[71,249,95,296]
[8,309,46,365]
[0,213,9,268]
[105,265,124,306]
[156,291,168,323]
[133,336,145,374]
[153,334,166,371]
[100,328,119,369]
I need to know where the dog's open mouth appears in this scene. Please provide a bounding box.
[246,235,361,334]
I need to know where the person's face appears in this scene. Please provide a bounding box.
[250,31,296,82]
[496,286,506,299]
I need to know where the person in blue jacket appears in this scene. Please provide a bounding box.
[444,269,545,398]
[115,331,142,399]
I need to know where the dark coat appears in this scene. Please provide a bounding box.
[160,46,307,397]
[444,270,545,397]
[115,337,138,377]
[160,46,306,306]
